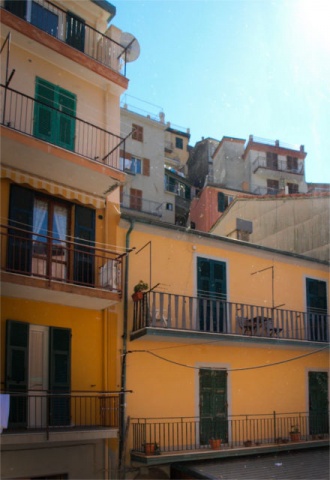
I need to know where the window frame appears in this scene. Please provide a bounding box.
[132,124,143,142]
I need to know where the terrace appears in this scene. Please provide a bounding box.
[131,291,329,344]
[1,391,120,443]
[2,0,130,76]
[130,412,329,465]
[1,224,125,309]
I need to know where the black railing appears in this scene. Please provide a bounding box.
[1,84,125,168]
[132,291,329,343]
[131,411,329,454]
[2,390,120,432]
[3,0,129,75]
[253,156,304,175]
[1,224,123,294]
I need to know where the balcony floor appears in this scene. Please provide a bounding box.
[131,438,329,466]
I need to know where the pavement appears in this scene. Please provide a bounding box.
[171,446,329,479]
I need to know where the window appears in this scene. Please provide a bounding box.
[132,124,143,142]
[130,188,142,211]
[217,193,233,212]
[7,184,95,286]
[287,156,298,171]
[267,179,279,194]
[266,152,278,170]
[131,157,142,174]
[166,203,173,211]
[288,183,298,194]
[165,174,191,199]
[5,1,59,37]
[34,77,76,151]
[175,137,183,149]
[66,11,85,52]
[6,320,71,428]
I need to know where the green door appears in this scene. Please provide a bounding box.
[34,77,76,151]
[309,372,329,435]
[199,369,228,445]
[306,278,328,341]
[197,257,227,332]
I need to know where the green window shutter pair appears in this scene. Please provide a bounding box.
[34,77,76,151]
[5,320,71,427]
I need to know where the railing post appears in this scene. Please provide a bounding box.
[273,411,277,443]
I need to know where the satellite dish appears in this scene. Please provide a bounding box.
[120,32,140,63]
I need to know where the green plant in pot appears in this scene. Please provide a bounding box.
[289,425,300,442]
[132,280,148,301]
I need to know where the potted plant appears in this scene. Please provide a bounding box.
[144,442,160,455]
[289,425,300,442]
[132,280,148,302]
[209,438,221,449]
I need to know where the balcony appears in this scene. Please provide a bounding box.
[252,155,304,176]
[1,390,120,444]
[131,291,329,344]
[1,224,124,309]
[1,0,130,78]
[1,85,126,196]
[130,412,329,464]
[121,193,163,218]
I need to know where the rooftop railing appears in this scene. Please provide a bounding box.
[132,291,329,343]
[1,224,123,294]
[131,411,329,454]
[1,85,125,169]
[1,390,120,433]
[3,0,129,75]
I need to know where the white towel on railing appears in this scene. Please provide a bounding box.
[0,394,10,433]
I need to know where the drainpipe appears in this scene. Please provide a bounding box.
[118,218,134,474]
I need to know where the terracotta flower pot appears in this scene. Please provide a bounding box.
[209,439,221,449]
[132,291,144,302]
[290,433,300,442]
[144,443,156,455]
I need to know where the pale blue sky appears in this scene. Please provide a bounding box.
[114,0,330,183]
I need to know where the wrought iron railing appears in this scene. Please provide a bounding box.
[1,224,123,294]
[1,84,125,168]
[2,0,129,75]
[132,291,329,342]
[120,193,163,217]
[252,155,304,175]
[131,411,329,453]
[1,390,120,432]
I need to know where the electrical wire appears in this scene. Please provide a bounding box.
[127,346,329,372]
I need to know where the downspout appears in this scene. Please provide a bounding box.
[118,218,135,472]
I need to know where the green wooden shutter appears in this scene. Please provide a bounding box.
[7,184,34,273]
[49,327,71,426]
[4,0,26,18]
[5,320,29,427]
[74,205,95,286]
[309,372,329,435]
[218,192,225,212]
[306,278,328,341]
[34,77,56,143]
[197,258,227,332]
[57,88,76,151]
[199,369,228,445]
[66,12,85,52]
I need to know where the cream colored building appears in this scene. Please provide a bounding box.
[120,104,191,225]
[210,193,330,262]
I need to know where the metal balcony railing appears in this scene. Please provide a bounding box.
[120,193,163,217]
[1,224,123,294]
[132,291,329,343]
[131,411,329,454]
[252,155,304,175]
[1,85,125,168]
[1,390,120,432]
[2,0,129,75]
